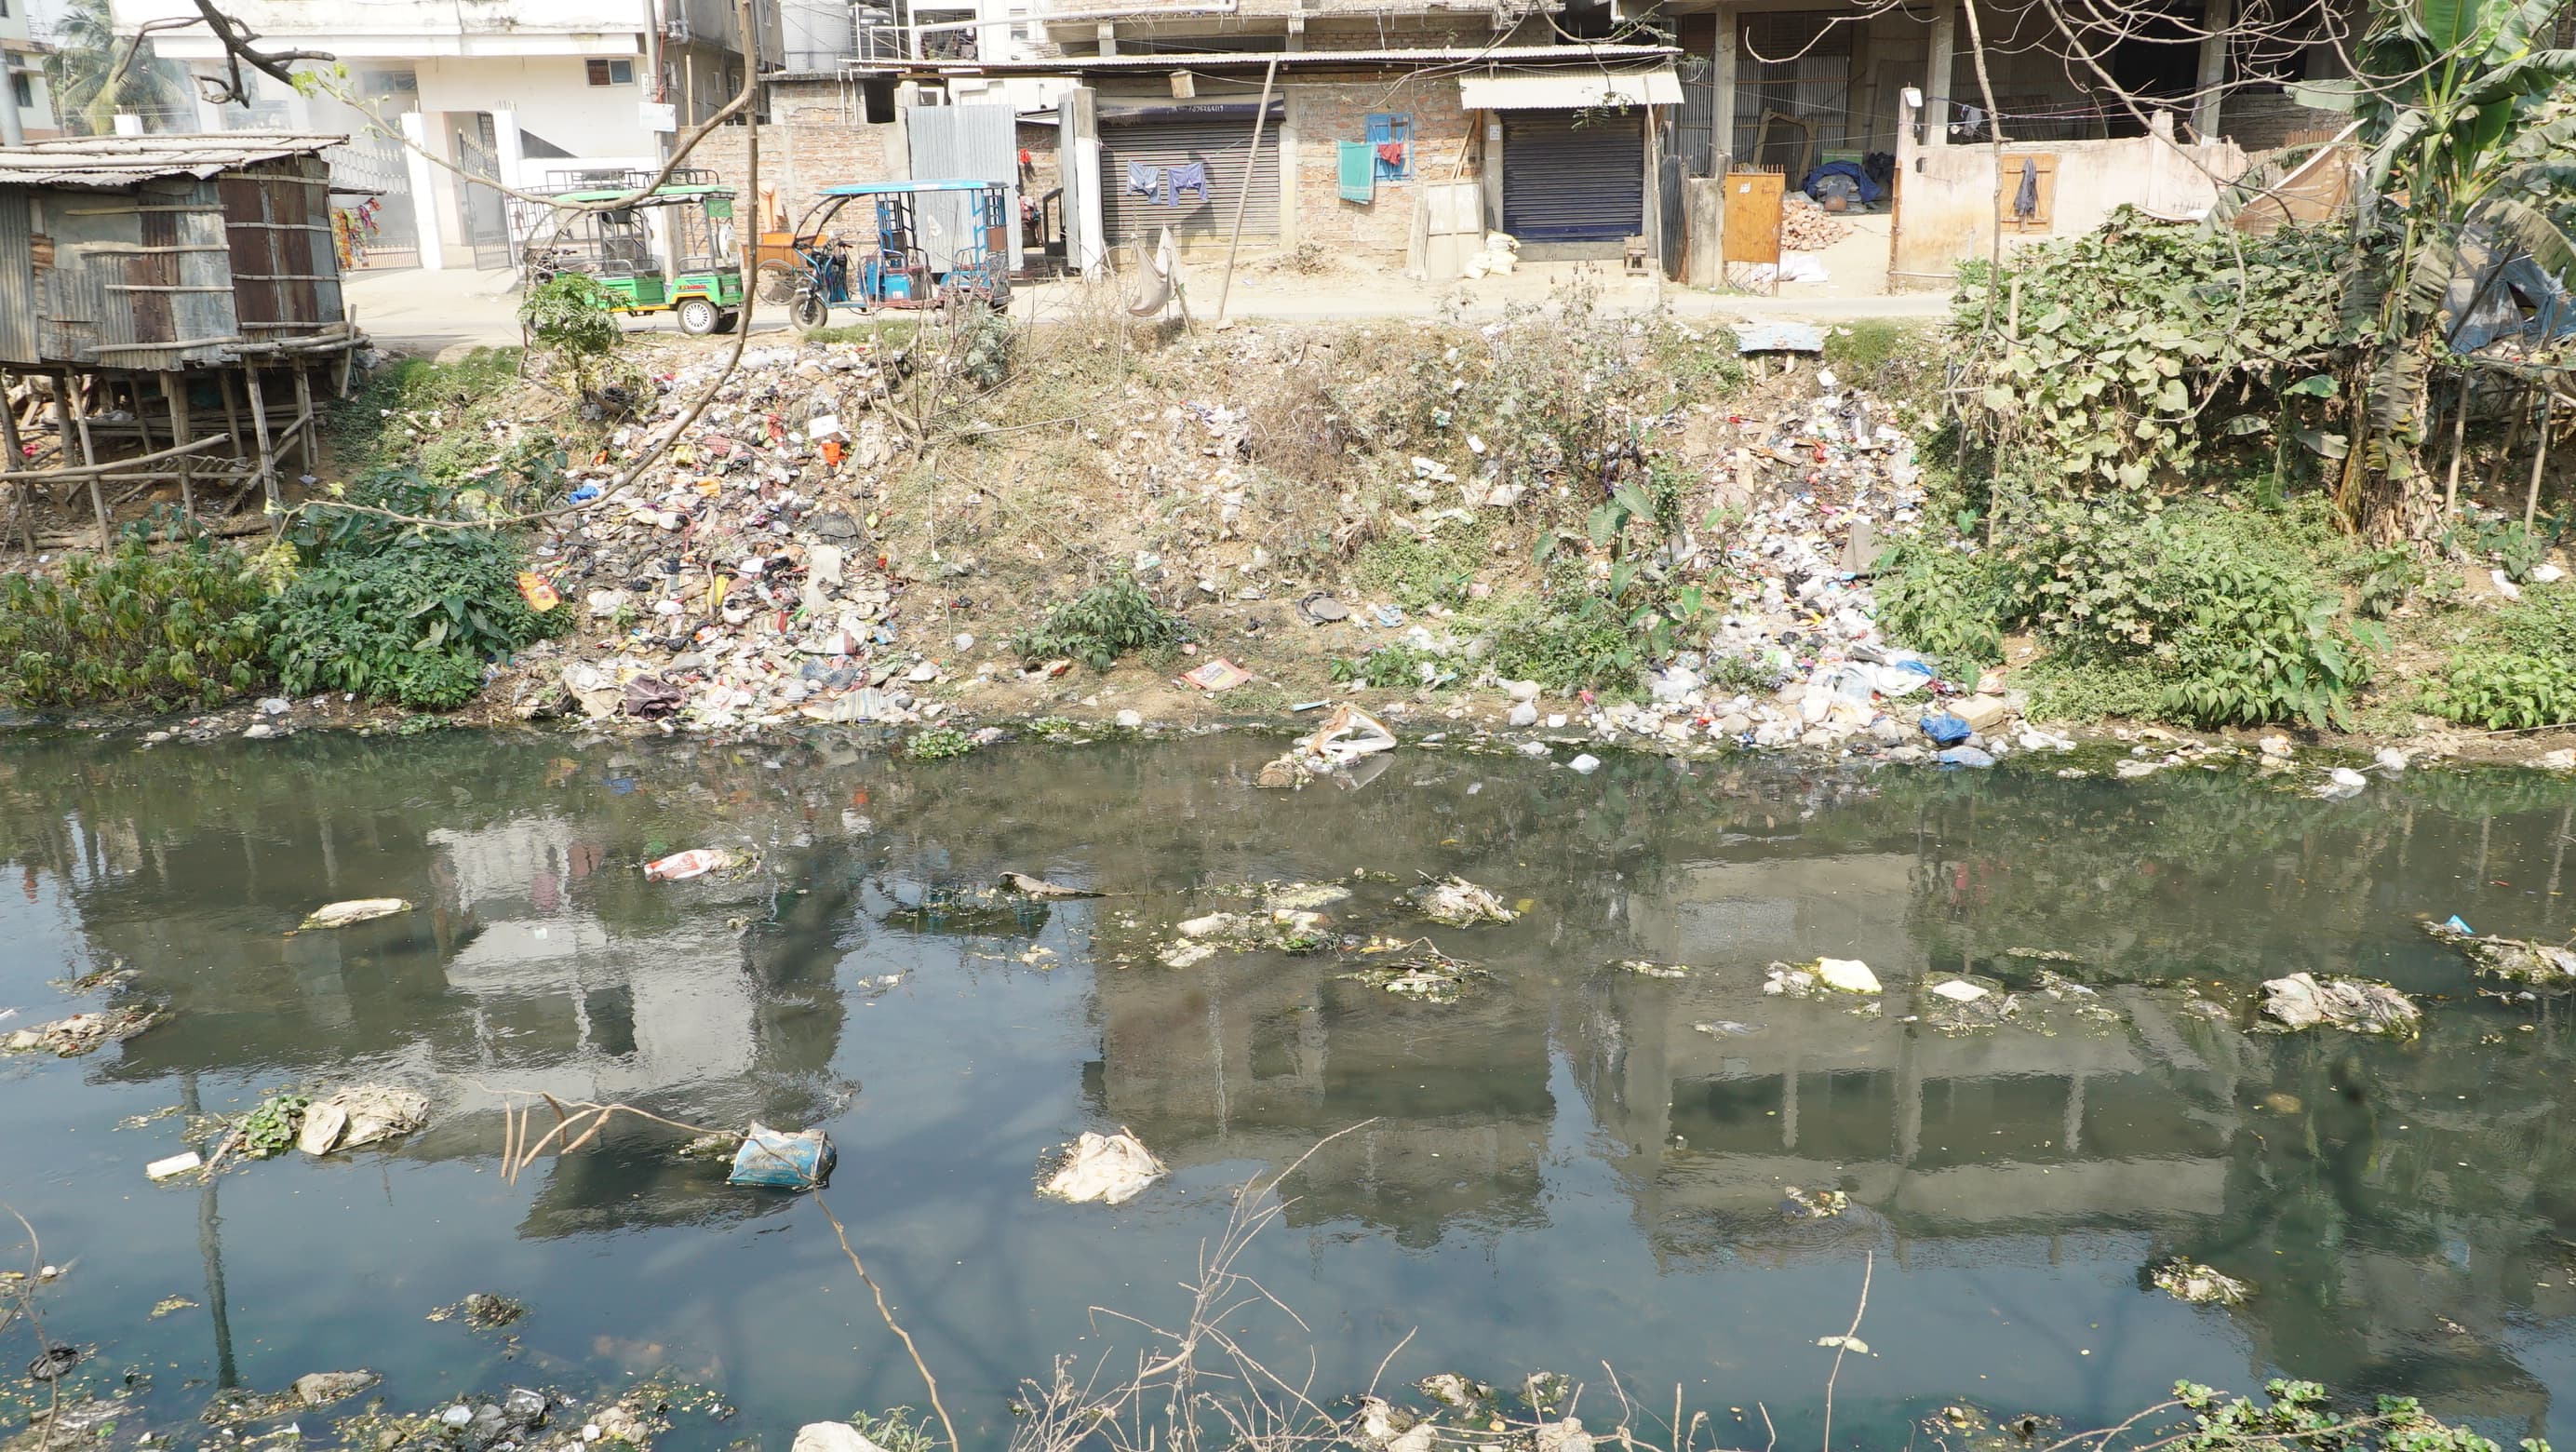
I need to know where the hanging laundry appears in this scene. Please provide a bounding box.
[1125,162,1162,198]
[1375,140,1407,171]
[1337,141,1375,203]
[2013,156,2040,221]
[1167,160,1211,203]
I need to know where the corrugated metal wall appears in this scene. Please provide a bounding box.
[0,191,34,365]
[905,103,1023,273]
[93,181,241,370]
[1099,105,1281,252]
[1500,112,1643,244]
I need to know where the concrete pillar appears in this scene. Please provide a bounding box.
[2192,0,2232,142]
[1066,85,1106,274]
[1712,5,1737,168]
[1094,20,1118,55]
[1277,92,1299,248]
[1481,111,1503,235]
[398,110,447,270]
[1924,0,1954,146]
[492,108,526,191]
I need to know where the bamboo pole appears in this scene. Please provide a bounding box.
[290,367,316,479]
[2443,372,2469,518]
[0,368,27,552]
[162,374,195,519]
[1212,52,1280,328]
[2527,385,2555,530]
[244,368,278,518]
[64,370,108,545]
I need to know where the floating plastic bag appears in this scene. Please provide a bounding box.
[728,1123,835,1189]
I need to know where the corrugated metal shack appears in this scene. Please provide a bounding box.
[0,132,366,550]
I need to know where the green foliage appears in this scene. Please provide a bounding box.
[903,727,977,760]
[1881,503,2381,729]
[2167,1378,2545,1452]
[1876,535,2009,669]
[847,1409,939,1452]
[1821,319,1929,389]
[1330,643,1447,690]
[236,1092,310,1159]
[2428,648,2576,729]
[1354,523,1485,612]
[953,309,1016,390]
[519,273,624,357]
[1952,219,2357,495]
[1484,588,1648,695]
[0,532,271,712]
[265,531,568,710]
[1012,574,1185,671]
[2451,514,2556,584]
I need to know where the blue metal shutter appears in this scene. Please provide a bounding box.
[1500,111,1643,244]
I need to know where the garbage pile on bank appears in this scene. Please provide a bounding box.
[520,341,960,732]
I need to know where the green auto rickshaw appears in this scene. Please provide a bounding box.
[524,168,745,335]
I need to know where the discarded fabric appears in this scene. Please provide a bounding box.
[1040,1129,1164,1204]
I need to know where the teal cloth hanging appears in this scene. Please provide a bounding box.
[1337,141,1375,204]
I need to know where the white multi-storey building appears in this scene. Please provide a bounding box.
[107,0,779,267]
[1,0,60,140]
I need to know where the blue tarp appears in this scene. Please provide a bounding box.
[1801,160,1885,206]
[2445,239,2576,354]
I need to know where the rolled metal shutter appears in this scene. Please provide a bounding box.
[1500,111,1644,244]
[1099,108,1281,252]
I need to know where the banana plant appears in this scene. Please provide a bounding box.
[2284,0,2576,534]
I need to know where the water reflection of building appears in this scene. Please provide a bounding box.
[1089,962,1554,1247]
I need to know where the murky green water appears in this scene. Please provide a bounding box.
[8,732,2576,1449]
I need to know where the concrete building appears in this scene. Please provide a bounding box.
[1,0,60,140]
[105,0,783,269]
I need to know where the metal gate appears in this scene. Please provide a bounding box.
[1499,111,1643,245]
[455,119,513,271]
[1098,102,1281,252]
[1737,11,1853,177]
[905,102,1022,273]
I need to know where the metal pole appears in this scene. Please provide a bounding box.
[1211,52,1278,327]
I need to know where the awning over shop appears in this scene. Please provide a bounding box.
[1457,68,1681,111]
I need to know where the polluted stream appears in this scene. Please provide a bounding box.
[10,732,2576,1449]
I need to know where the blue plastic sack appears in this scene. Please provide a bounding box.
[1921,713,1973,746]
[1939,746,1995,769]
[727,1123,836,1190]
[2443,914,2474,935]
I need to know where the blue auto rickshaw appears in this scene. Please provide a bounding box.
[781,179,1013,329]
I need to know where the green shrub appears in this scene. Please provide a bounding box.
[1484,590,1643,694]
[1882,502,2381,728]
[2497,583,2576,657]
[519,272,622,357]
[2040,505,2374,728]
[1012,574,1184,671]
[1353,523,1485,612]
[265,531,568,710]
[0,532,271,711]
[2429,648,2576,729]
[2168,1378,2544,1452]
[1330,643,1446,689]
[1875,535,2008,670]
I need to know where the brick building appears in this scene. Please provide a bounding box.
[697,44,1681,275]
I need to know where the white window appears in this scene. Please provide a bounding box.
[585,58,636,86]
